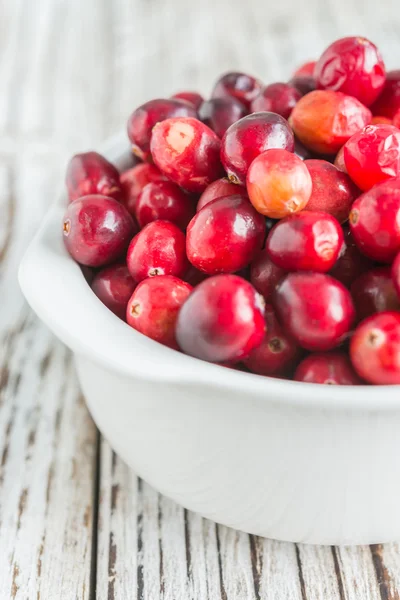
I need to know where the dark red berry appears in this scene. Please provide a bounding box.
[120,163,167,216]
[392,252,400,298]
[199,97,247,138]
[351,267,400,321]
[251,83,301,119]
[197,178,245,212]
[63,195,136,267]
[329,226,372,287]
[171,91,204,110]
[370,70,400,119]
[393,109,400,129]
[250,248,286,301]
[66,152,122,203]
[274,272,355,351]
[126,220,188,282]
[294,352,362,384]
[350,311,400,384]
[176,274,265,363]
[186,195,265,274]
[288,75,316,96]
[135,181,195,230]
[293,61,316,77]
[150,117,223,192]
[221,112,295,185]
[211,72,262,109]
[91,264,136,320]
[372,115,393,125]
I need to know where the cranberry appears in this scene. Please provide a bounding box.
[350,312,400,384]
[288,75,316,96]
[294,138,313,161]
[63,195,136,267]
[246,149,312,218]
[293,61,317,77]
[294,353,362,384]
[251,83,302,119]
[349,179,400,263]
[304,159,359,222]
[250,249,286,301]
[120,163,167,216]
[171,91,204,110]
[334,146,347,172]
[198,97,247,138]
[289,90,372,154]
[329,226,372,287]
[135,181,195,230]
[392,252,400,298]
[274,272,355,351]
[394,109,400,129]
[370,70,400,119]
[126,220,188,282]
[351,267,400,321]
[186,195,265,274]
[91,264,136,320]
[244,305,300,376]
[66,152,122,203]
[197,178,245,212]
[314,36,385,107]
[371,116,393,125]
[220,112,295,185]
[127,99,197,161]
[150,117,223,192]
[266,211,343,272]
[343,124,400,191]
[176,274,265,363]
[211,72,262,109]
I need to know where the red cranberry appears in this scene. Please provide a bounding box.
[393,109,400,129]
[314,36,385,106]
[246,149,312,218]
[176,274,265,363]
[244,305,300,376]
[350,311,400,384]
[250,248,286,301]
[304,159,359,222]
[288,75,317,96]
[329,226,372,287]
[343,124,400,191]
[126,220,188,282]
[199,97,247,138]
[349,179,400,263]
[135,181,195,230]
[294,352,362,384]
[197,178,245,212]
[171,91,204,110]
[392,252,400,298]
[274,272,355,351]
[127,99,197,161]
[334,146,347,172]
[266,211,343,272]
[351,267,400,321]
[63,195,136,267]
[120,163,167,216]
[186,195,265,274]
[211,72,262,109]
[221,112,295,185]
[293,61,317,77]
[91,264,136,320]
[370,70,400,119]
[66,152,122,203]
[289,90,372,154]
[150,117,223,192]
[251,83,302,119]
[371,116,393,125]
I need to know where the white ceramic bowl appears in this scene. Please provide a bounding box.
[19,133,400,546]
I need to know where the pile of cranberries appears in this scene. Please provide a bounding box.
[62,36,400,386]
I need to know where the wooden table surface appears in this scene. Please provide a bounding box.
[1,0,400,597]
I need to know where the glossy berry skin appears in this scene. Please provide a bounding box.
[171,91,204,110]
[314,36,386,107]
[371,116,393,125]
[197,178,245,212]
[126,275,192,350]
[351,267,400,321]
[370,70,400,119]
[274,272,355,351]
[120,163,167,216]
[135,181,195,230]
[393,109,400,129]
[289,90,372,154]
[250,249,286,301]
[127,99,197,160]
[91,264,136,320]
[334,146,347,172]
[266,211,343,272]
[63,195,136,267]
[251,83,301,119]
[288,75,316,96]
[350,311,400,384]
[176,274,265,363]
[199,97,247,138]
[126,220,189,283]
[186,195,265,274]
[343,125,400,191]
[304,159,359,222]
[150,117,223,193]
[211,72,262,109]
[246,149,312,218]
[220,112,295,185]
[294,353,362,384]
[244,305,300,376]
[392,252,400,298]
[66,152,123,203]
[349,179,400,263]
[329,226,372,287]
[293,61,317,77]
